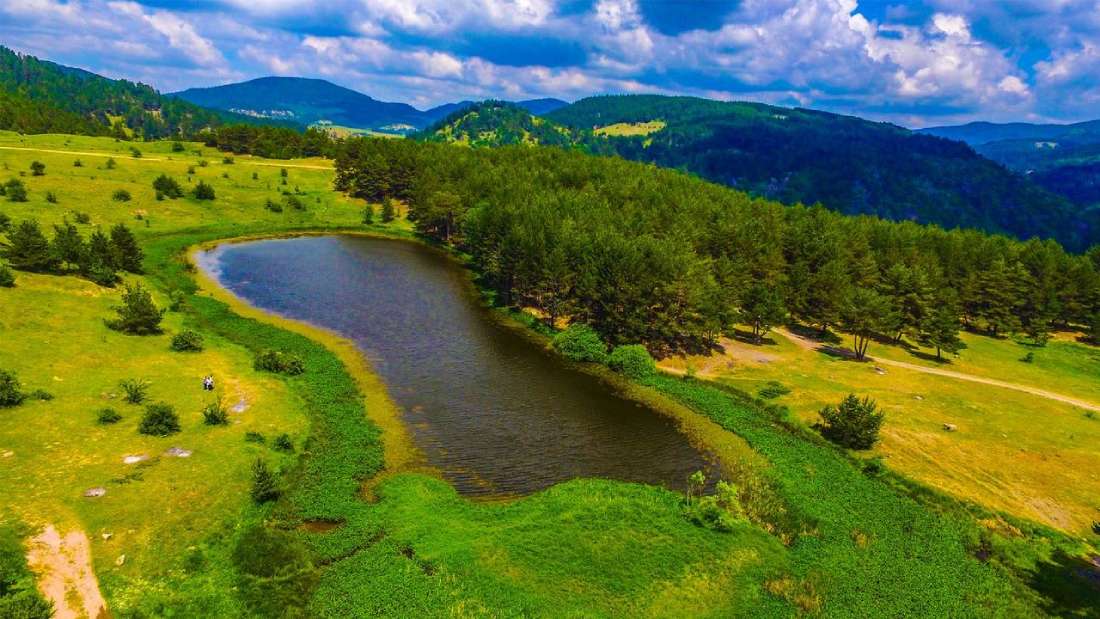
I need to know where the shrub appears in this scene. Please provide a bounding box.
[264,198,283,213]
[198,159,208,167]
[105,157,116,170]
[816,394,885,450]
[245,431,266,444]
[252,172,258,180]
[1020,351,1035,363]
[0,265,14,288]
[187,165,196,175]
[552,324,608,364]
[170,330,204,352]
[5,179,27,202]
[273,433,294,453]
[381,198,396,222]
[73,159,83,167]
[758,381,792,399]
[202,398,229,426]
[171,141,185,153]
[0,211,9,231]
[138,402,180,436]
[28,389,52,401]
[285,195,304,211]
[129,147,142,158]
[45,191,57,204]
[222,156,234,165]
[97,408,122,424]
[608,344,656,379]
[192,181,216,200]
[250,459,280,503]
[72,211,91,224]
[254,350,305,375]
[152,174,183,199]
[112,189,131,202]
[30,161,45,176]
[119,378,150,404]
[362,205,374,224]
[0,370,26,407]
[107,283,164,334]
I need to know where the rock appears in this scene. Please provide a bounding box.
[873,366,887,375]
[914,395,924,401]
[115,554,126,566]
[101,533,113,541]
[1,450,13,458]
[164,447,192,458]
[122,454,147,465]
[231,398,248,413]
[83,487,106,498]
[943,423,958,432]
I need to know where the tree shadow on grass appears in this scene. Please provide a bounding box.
[905,348,954,365]
[728,327,778,347]
[1027,550,1100,617]
[787,323,842,345]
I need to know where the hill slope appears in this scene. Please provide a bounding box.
[548,95,1094,250]
[922,119,1100,210]
[0,46,253,138]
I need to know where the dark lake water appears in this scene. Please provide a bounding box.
[200,235,712,496]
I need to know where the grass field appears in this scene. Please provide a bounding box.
[660,328,1100,536]
[1,131,1097,616]
[594,120,667,137]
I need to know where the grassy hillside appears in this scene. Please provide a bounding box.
[416,101,579,147]
[1,132,1097,616]
[0,47,270,139]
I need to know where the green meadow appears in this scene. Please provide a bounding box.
[0,131,1097,616]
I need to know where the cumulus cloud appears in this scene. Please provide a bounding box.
[0,0,1095,124]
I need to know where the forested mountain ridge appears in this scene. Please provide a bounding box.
[922,119,1100,210]
[416,101,582,147]
[422,94,1095,251]
[0,46,258,139]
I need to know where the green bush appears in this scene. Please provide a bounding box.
[138,402,180,436]
[0,524,54,618]
[250,459,280,504]
[171,141,185,153]
[119,378,150,404]
[202,398,229,426]
[0,265,14,288]
[608,344,656,378]
[192,181,216,200]
[231,524,316,616]
[152,174,183,199]
[112,189,131,202]
[0,370,26,407]
[273,433,294,453]
[129,147,142,158]
[170,330,204,352]
[28,389,52,401]
[244,431,265,444]
[285,195,304,211]
[222,156,234,165]
[45,191,57,204]
[254,350,305,375]
[5,179,27,202]
[552,324,608,364]
[72,211,91,224]
[105,157,116,169]
[264,198,283,213]
[97,408,122,424]
[107,283,164,335]
[816,394,884,450]
[0,211,9,231]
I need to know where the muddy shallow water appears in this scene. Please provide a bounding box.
[200,235,712,496]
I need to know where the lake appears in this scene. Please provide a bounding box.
[199,235,713,496]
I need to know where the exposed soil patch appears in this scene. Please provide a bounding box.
[26,525,108,619]
[300,519,344,533]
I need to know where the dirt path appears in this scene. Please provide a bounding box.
[0,145,333,170]
[26,525,107,619]
[774,328,1100,413]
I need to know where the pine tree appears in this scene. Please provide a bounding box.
[3,220,58,272]
[839,287,891,360]
[108,283,163,334]
[381,198,396,223]
[250,459,280,504]
[50,219,85,270]
[921,289,964,360]
[738,282,786,343]
[109,223,143,273]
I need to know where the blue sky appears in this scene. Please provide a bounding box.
[2,0,1098,127]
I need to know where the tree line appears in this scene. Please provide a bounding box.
[0,218,143,287]
[335,138,1100,357]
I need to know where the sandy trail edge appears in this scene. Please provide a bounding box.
[774,327,1100,413]
[26,525,108,619]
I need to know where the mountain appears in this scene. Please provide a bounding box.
[417,101,579,147]
[921,119,1100,211]
[918,120,1100,146]
[172,76,425,132]
[0,46,255,138]
[423,94,1096,250]
[173,77,569,132]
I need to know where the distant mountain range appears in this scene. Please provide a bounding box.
[420,96,1097,251]
[171,77,568,133]
[921,119,1100,210]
